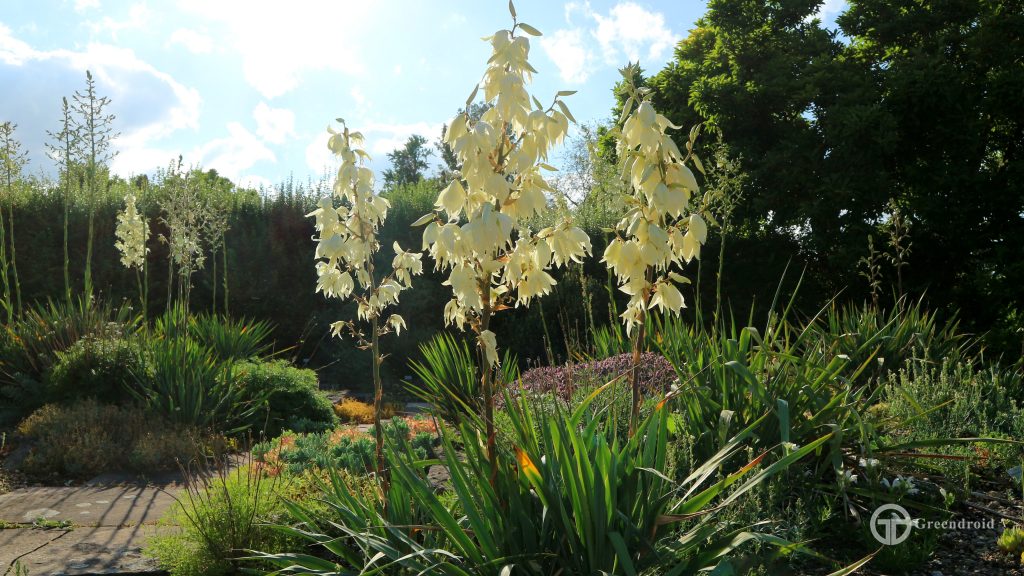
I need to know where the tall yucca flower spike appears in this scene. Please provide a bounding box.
[309,119,423,499]
[603,63,711,434]
[115,193,148,270]
[415,1,591,485]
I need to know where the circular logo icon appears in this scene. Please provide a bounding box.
[870,503,914,545]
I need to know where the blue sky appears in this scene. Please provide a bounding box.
[1,0,844,190]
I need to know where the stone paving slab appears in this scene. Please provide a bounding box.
[0,529,66,573]
[3,526,162,575]
[0,485,178,527]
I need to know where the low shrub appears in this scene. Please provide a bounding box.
[880,360,1024,481]
[46,336,150,404]
[998,527,1024,561]
[252,417,436,477]
[517,352,675,401]
[16,400,227,479]
[333,397,374,423]
[883,360,1024,440]
[233,359,335,437]
[0,297,137,419]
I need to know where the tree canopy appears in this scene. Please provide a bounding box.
[631,0,1023,351]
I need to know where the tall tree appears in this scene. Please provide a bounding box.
[641,0,1023,349]
[72,70,118,296]
[837,0,1024,338]
[382,134,432,190]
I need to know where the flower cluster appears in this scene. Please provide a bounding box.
[602,67,708,334]
[420,17,591,365]
[309,122,422,338]
[114,193,148,270]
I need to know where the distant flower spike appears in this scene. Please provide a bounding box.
[115,193,148,270]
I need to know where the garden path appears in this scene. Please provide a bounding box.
[0,470,209,575]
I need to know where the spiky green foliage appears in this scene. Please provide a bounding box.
[255,382,837,575]
[407,332,519,426]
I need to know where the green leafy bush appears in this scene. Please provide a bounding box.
[879,360,1024,481]
[252,417,434,477]
[233,359,335,437]
[46,336,150,404]
[16,399,226,479]
[997,527,1024,561]
[883,360,1024,440]
[0,297,137,419]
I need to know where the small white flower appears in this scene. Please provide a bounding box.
[859,457,881,471]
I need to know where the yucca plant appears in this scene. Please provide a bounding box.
[187,312,275,361]
[255,382,844,575]
[805,296,976,386]
[407,332,518,426]
[127,336,267,435]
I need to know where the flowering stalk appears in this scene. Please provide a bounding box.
[0,121,28,321]
[418,3,591,481]
[309,120,422,496]
[115,193,149,319]
[602,65,709,434]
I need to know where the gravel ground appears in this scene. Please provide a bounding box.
[904,491,1024,576]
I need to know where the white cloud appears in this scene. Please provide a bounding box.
[350,87,366,106]
[305,131,336,174]
[74,0,100,12]
[540,28,594,84]
[361,121,443,156]
[0,23,201,177]
[177,0,372,99]
[88,3,151,41]
[189,122,275,183]
[591,2,678,63]
[541,2,678,86]
[811,0,848,23]
[253,102,296,144]
[168,28,213,54]
[442,13,467,30]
